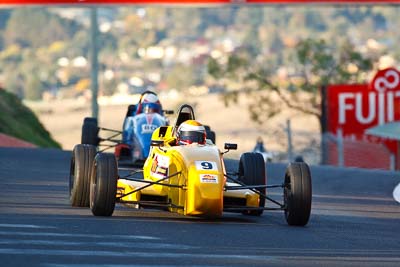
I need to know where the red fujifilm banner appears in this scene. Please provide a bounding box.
[327,68,400,168]
[328,68,400,139]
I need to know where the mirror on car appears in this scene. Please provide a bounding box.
[163,110,174,115]
[224,143,237,150]
[151,140,164,147]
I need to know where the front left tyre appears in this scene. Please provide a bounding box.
[90,153,118,216]
[284,162,312,226]
[69,144,97,207]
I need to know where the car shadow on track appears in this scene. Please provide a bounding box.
[108,207,285,226]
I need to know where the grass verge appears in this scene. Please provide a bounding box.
[0,90,61,148]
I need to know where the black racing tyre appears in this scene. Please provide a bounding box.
[206,130,216,144]
[238,152,266,216]
[284,162,312,226]
[90,153,118,216]
[84,117,98,125]
[69,144,97,207]
[81,117,99,145]
[204,125,216,144]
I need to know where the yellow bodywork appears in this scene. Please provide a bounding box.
[116,126,260,217]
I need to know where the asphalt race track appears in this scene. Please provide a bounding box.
[0,147,399,267]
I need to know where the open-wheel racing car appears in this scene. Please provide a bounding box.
[70,104,312,226]
[80,91,174,166]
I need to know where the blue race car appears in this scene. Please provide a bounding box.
[80,91,173,166]
[117,91,173,164]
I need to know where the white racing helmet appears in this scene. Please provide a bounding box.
[177,120,206,145]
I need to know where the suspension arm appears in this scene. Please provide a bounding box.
[225,174,285,208]
[99,127,122,133]
[120,176,184,189]
[116,171,182,200]
[225,184,284,190]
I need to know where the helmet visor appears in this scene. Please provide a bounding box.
[179,131,205,144]
[143,103,160,114]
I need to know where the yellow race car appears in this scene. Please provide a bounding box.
[69,104,312,226]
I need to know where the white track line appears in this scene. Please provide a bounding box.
[0,224,56,229]
[0,231,159,240]
[0,248,276,261]
[0,239,194,250]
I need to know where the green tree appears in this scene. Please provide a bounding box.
[3,70,24,98]
[208,38,372,133]
[0,9,11,29]
[24,74,43,100]
[123,13,156,48]
[4,7,79,49]
[166,9,201,39]
[166,64,196,91]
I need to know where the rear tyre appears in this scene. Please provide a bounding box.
[126,104,136,117]
[294,155,305,163]
[207,130,216,144]
[204,125,216,144]
[284,162,312,226]
[69,144,97,207]
[90,153,118,216]
[81,117,99,145]
[238,152,266,216]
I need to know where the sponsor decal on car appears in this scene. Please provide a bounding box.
[141,124,158,134]
[151,154,170,179]
[200,174,218,184]
[116,187,125,197]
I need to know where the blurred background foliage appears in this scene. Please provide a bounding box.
[0,6,397,125]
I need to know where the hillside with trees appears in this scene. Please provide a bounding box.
[0,89,61,148]
[0,6,398,111]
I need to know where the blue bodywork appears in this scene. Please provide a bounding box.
[122,112,168,161]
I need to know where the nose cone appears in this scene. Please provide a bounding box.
[179,147,224,217]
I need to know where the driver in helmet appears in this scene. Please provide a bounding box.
[142,102,161,114]
[136,92,163,115]
[176,120,206,145]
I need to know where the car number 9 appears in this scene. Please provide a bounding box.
[195,161,217,171]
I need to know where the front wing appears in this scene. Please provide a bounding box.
[115,174,284,215]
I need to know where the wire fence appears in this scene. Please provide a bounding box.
[276,120,396,171]
[321,132,395,171]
